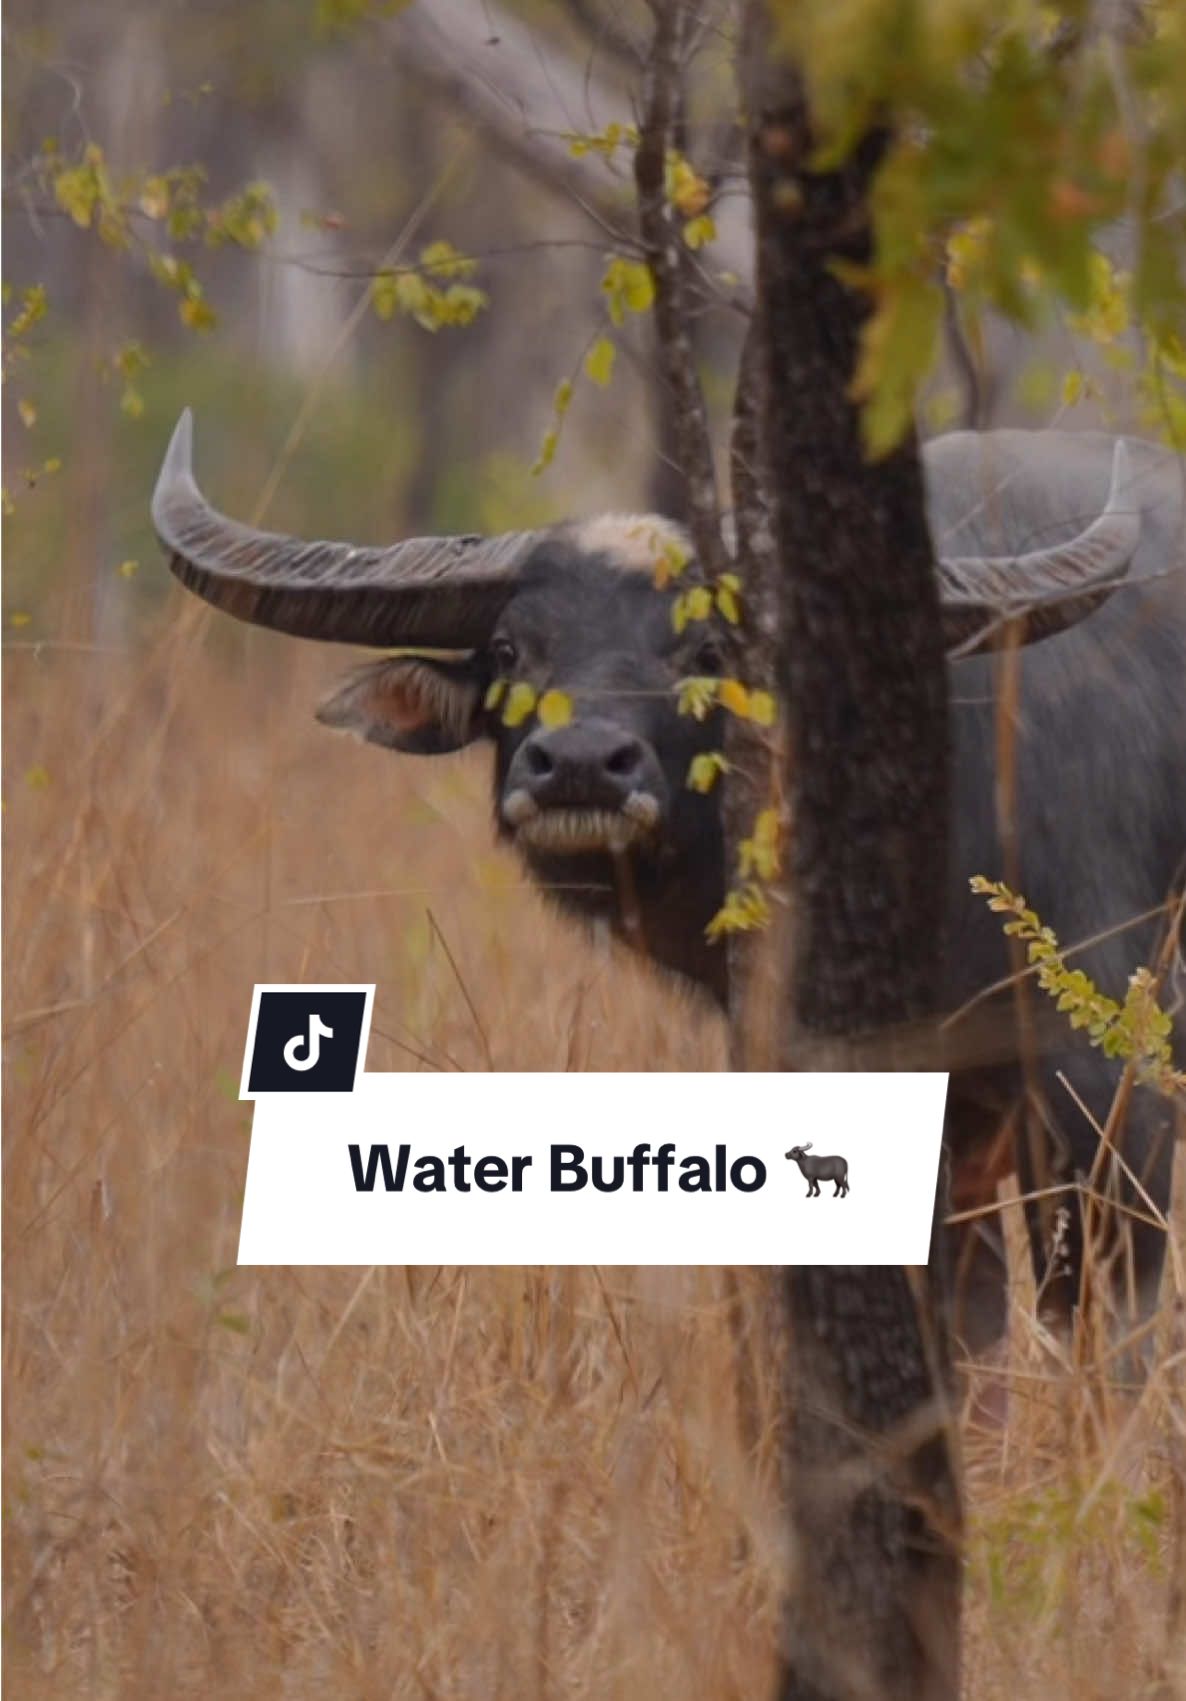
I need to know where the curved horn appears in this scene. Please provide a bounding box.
[939,440,1139,656]
[151,411,545,649]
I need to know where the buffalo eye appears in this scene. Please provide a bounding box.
[490,636,517,674]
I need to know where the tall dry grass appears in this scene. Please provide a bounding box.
[3,593,1184,1698]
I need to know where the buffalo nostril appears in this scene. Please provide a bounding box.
[525,742,554,779]
[604,741,642,778]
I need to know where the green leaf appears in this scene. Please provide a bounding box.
[672,585,712,635]
[852,273,943,459]
[687,751,729,793]
[715,579,741,624]
[676,676,719,721]
[531,427,558,477]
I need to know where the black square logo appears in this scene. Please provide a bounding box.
[242,985,373,1096]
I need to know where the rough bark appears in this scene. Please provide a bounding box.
[726,320,788,1069]
[633,0,728,580]
[739,7,962,1699]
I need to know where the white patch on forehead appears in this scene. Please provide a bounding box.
[571,513,691,576]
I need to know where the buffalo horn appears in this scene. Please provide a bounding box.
[151,410,543,649]
[939,439,1139,655]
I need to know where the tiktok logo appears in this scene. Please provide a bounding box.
[283,1014,334,1073]
[241,985,374,1097]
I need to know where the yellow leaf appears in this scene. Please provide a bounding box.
[748,690,776,727]
[584,336,616,387]
[503,682,538,727]
[705,883,770,941]
[684,586,712,624]
[621,261,654,313]
[718,678,750,718]
[531,428,558,477]
[179,296,217,332]
[603,256,655,323]
[484,679,507,711]
[371,271,398,320]
[17,398,37,429]
[537,689,573,730]
[740,808,782,881]
[10,612,32,628]
[653,537,690,588]
[687,752,729,793]
[26,765,50,792]
[683,214,716,251]
[668,155,711,217]
[420,239,476,281]
[715,582,740,624]
[117,559,139,579]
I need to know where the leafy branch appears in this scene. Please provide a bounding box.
[33,142,278,334]
[971,877,1184,1097]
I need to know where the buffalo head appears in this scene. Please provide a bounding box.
[152,412,1139,986]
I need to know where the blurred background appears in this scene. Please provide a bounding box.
[3,3,1182,1696]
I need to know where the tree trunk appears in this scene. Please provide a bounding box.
[737,10,962,1698]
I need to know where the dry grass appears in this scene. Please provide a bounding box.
[3,595,1184,1698]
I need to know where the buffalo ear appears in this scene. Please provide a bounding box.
[316,654,488,756]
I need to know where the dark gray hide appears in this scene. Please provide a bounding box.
[155,425,1184,1350]
[928,431,1184,1344]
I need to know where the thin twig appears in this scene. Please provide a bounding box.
[426,906,495,1070]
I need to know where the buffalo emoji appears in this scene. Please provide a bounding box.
[786,1143,850,1198]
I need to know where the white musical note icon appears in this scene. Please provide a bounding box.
[283,1013,334,1072]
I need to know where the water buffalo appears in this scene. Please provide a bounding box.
[786,1144,850,1199]
[153,415,1184,1346]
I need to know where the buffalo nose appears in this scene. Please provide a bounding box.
[516,723,649,805]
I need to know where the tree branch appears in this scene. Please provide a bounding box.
[633,0,727,578]
[389,0,753,301]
